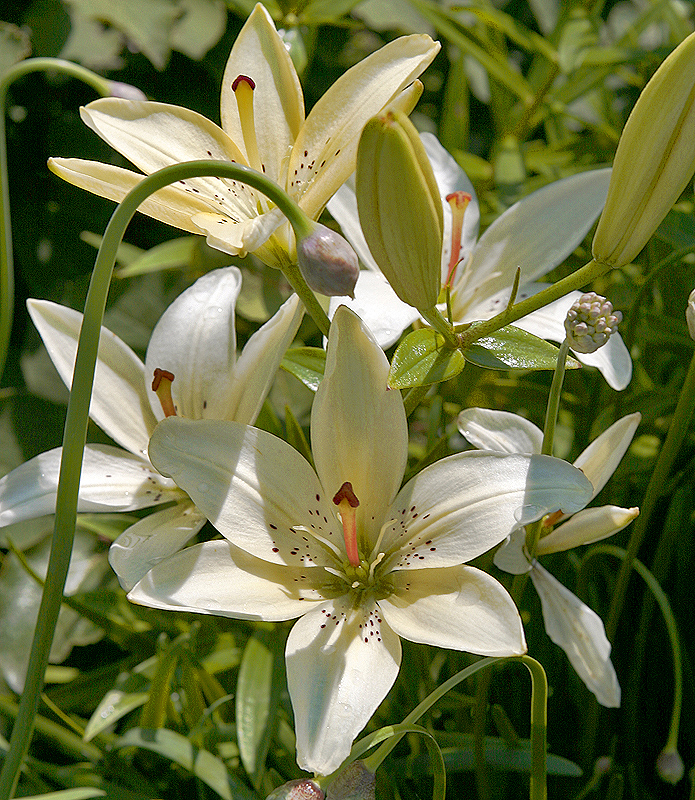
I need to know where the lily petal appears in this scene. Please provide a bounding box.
[457,407,543,454]
[492,529,530,575]
[27,299,157,458]
[0,445,181,526]
[227,292,303,425]
[144,267,243,421]
[573,413,641,497]
[311,306,408,542]
[459,169,612,310]
[189,206,288,257]
[530,563,621,707]
[219,3,304,182]
[148,417,337,567]
[380,565,526,656]
[382,451,593,568]
[48,158,214,232]
[292,34,441,219]
[109,501,207,591]
[286,596,401,775]
[128,540,324,620]
[536,505,639,554]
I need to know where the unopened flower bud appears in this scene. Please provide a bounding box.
[356,110,443,312]
[106,80,147,101]
[656,746,685,785]
[297,223,360,297]
[564,292,622,353]
[266,779,325,800]
[687,289,695,340]
[593,31,695,267]
[326,762,375,800]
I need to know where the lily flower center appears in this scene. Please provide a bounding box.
[333,481,360,567]
[152,368,177,417]
[232,75,264,175]
[444,191,472,288]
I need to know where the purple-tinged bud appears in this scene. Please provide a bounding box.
[297,223,359,298]
[656,747,685,785]
[106,81,147,101]
[564,292,622,353]
[326,761,375,800]
[265,779,325,800]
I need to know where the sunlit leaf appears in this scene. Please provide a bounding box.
[280,347,326,391]
[464,325,580,371]
[388,328,466,389]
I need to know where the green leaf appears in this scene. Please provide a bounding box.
[114,237,198,278]
[280,347,326,391]
[17,790,106,800]
[113,727,256,800]
[284,405,314,468]
[388,329,466,389]
[464,326,581,371]
[236,629,284,789]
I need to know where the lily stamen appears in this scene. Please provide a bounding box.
[333,481,360,567]
[232,75,264,175]
[152,368,177,417]
[444,191,472,288]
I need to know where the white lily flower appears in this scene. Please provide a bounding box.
[134,305,594,775]
[458,407,641,706]
[327,134,632,389]
[0,267,303,590]
[48,4,440,268]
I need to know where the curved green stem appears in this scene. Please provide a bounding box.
[0,159,325,799]
[583,545,682,754]
[459,258,613,349]
[0,58,117,384]
[605,348,695,642]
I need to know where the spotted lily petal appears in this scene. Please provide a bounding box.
[27,299,157,459]
[380,565,525,655]
[0,445,180,526]
[530,563,621,707]
[285,596,402,776]
[381,450,593,568]
[457,407,543,454]
[129,540,325,620]
[290,34,441,219]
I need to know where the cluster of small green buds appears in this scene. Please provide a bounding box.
[592,30,695,267]
[564,292,623,353]
[687,288,695,341]
[297,222,360,298]
[265,779,325,800]
[356,109,443,312]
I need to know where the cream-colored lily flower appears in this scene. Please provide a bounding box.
[0,268,303,590]
[458,407,641,707]
[132,305,594,775]
[49,4,439,268]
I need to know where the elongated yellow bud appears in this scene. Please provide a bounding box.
[356,110,443,312]
[593,31,695,267]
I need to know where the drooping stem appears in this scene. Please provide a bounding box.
[0,58,117,384]
[0,159,327,798]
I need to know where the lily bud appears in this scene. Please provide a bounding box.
[266,779,325,800]
[687,288,695,340]
[356,110,443,312]
[297,223,360,297]
[656,746,685,785]
[592,31,695,267]
[106,80,147,100]
[564,292,622,353]
[326,761,375,800]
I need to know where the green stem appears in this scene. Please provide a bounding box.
[583,545,682,753]
[420,305,460,348]
[458,258,612,349]
[605,349,695,642]
[281,260,330,336]
[0,58,116,384]
[0,159,325,799]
